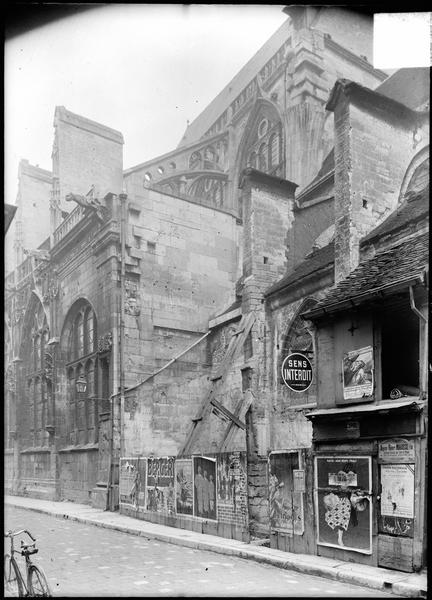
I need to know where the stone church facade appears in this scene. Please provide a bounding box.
[4,7,429,570]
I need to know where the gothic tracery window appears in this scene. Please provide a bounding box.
[243,107,284,177]
[25,301,49,447]
[280,298,318,406]
[65,302,98,445]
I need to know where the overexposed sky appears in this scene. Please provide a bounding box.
[5,4,287,204]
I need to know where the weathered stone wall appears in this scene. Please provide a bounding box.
[5,160,52,274]
[333,90,429,282]
[121,187,239,457]
[54,106,124,213]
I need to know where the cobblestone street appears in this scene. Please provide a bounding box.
[5,506,395,597]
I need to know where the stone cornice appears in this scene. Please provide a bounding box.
[326,79,428,123]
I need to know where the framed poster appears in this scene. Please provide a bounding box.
[146,456,175,514]
[193,456,217,520]
[268,451,304,535]
[342,346,373,400]
[175,458,194,516]
[119,457,147,511]
[315,456,372,554]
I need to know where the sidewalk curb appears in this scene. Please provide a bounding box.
[6,498,426,598]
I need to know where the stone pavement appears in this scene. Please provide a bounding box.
[5,495,427,598]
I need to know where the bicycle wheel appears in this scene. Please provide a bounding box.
[28,564,52,597]
[4,554,24,597]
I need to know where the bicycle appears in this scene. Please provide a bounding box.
[4,529,52,597]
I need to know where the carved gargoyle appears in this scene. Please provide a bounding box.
[65,188,106,221]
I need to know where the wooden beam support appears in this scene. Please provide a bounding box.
[210,398,245,430]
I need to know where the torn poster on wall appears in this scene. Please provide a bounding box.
[175,458,193,516]
[119,457,147,510]
[193,456,217,520]
[146,456,175,514]
[268,452,304,535]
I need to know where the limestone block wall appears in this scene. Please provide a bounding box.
[51,218,120,503]
[5,160,52,274]
[54,106,124,213]
[121,187,239,458]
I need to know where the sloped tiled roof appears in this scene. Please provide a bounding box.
[361,186,429,245]
[311,233,428,311]
[265,241,334,297]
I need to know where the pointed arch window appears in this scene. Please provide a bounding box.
[241,106,284,178]
[258,143,268,171]
[269,131,281,169]
[280,298,318,407]
[65,302,98,445]
[23,301,49,447]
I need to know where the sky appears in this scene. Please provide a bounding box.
[4,4,287,204]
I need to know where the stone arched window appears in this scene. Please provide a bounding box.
[23,299,50,447]
[280,298,318,406]
[258,143,268,172]
[189,151,202,170]
[269,130,281,169]
[240,102,284,178]
[64,301,98,445]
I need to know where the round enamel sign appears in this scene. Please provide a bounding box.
[281,352,313,392]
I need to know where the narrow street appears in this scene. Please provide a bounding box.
[5,506,395,597]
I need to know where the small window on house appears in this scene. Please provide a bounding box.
[169,162,176,170]
[157,166,164,175]
[381,305,420,399]
[144,172,152,182]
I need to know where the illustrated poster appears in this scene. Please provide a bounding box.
[342,346,373,400]
[193,456,217,520]
[315,456,372,554]
[380,464,414,518]
[146,456,175,514]
[175,459,193,516]
[268,452,304,535]
[119,457,147,510]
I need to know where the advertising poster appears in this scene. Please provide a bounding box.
[193,456,217,520]
[378,439,415,462]
[342,346,373,400]
[315,456,372,554]
[380,464,414,518]
[175,459,193,516]
[146,456,175,514]
[268,452,304,535]
[119,457,147,510]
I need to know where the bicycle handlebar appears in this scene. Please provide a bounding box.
[4,529,36,541]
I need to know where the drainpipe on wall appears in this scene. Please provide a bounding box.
[118,192,128,504]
